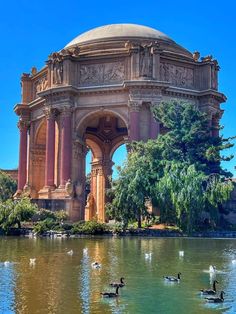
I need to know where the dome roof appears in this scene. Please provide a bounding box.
[65,23,175,47]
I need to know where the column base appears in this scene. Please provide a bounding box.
[13,189,23,199]
[38,185,56,199]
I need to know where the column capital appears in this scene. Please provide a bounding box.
[17,119,30,131]
[128,100,142,112]
[43,106,58,120]
[59,106,74,117]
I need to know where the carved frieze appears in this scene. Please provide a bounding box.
[79,62,125,86]
[35,76,48,95]
[160,63,194,88]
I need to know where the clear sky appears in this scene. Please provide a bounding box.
[0,0,235,176]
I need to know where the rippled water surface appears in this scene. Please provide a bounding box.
[1,237,236,313]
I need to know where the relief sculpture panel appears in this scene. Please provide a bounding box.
[79,62,125,86]
[34,76,48,98]
[160,63,194,88]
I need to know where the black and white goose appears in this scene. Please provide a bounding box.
[164,272,181,282]
[200,280,218,295]
[110,277,125,288]
[205,291,225,303]
[101,286,120,298]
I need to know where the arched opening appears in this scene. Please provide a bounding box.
[111,143,127,179]
[77,110,128,222]
[31,119,46,196]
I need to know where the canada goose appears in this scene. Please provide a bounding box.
[205,291,225,303]
[164,273,181,282]
[200,280,218,295]
[110,277,125,288]
[101,286,119,298]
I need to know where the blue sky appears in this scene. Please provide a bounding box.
[0,0,235,176]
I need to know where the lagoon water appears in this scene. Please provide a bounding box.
[0,237,236,314]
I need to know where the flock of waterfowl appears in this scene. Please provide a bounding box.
[2,249,235,306]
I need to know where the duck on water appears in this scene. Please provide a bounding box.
[200,280,218,295]
[164,273,181,282]
[101,286,120,298]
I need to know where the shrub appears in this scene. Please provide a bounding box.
[54,210,68,222]
[71,220,108,235]
[33,218,57,234]
[32,208,57,222]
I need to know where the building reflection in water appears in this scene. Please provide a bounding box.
[79,248,90,314]
[0,262,16,313]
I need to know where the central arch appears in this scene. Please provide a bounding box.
[76,109,128,221]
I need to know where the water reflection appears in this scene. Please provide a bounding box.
[0,237,236,313]
[79,247,90,314]
[0,262,16,313]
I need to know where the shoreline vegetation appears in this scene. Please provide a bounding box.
[2,221,236,239]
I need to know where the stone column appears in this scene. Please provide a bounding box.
[44,108,56,188]
[129,101,141,141]
[17,120,29,192]
[150,103,160,139]
[150,115,160,139]
[60,108,72,187]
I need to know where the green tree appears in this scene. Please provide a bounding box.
[0,171,17,201]
[0,197,37,231]
[106,146,161,228]
[156,162,233,233]
[152,100,234,176]
[108,100,234,230]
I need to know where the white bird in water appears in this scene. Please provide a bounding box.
[91,261,101,269]
[83,248,88,255]
[4,261,10,267]
[145,253,152,260]
[209,265,217,273]
[179,251,184,257]
[29,258,36,266]
[67,250,73,256]
[232,259,236,265]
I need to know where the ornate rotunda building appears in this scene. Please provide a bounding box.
[14,24,226,221]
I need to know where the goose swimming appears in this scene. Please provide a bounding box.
[200,280,218,295]
[110,277,125,288]
[205,291,225,303]
[101,286,119,298]
[164,272,181,282]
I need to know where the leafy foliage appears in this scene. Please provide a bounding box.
[152,100,234,176]
[107,100,234,231]
[0,197,37,232]
[0,171,17,202]
[71,220,108,234]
